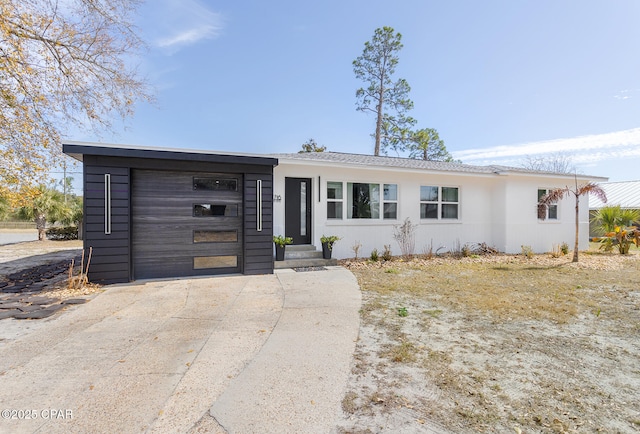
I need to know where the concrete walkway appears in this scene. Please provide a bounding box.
[0,267,361,434]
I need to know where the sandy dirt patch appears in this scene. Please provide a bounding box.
[335,252,640,433]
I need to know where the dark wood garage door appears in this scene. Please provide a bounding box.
[132,170,243,279]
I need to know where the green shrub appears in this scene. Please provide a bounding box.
[46,226,78,241]
[370,248,379,262]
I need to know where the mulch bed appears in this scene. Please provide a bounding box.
[0,255,89,320]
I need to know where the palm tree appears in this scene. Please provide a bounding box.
[540,180,607,262]
[592,205,640,234]
[18,185,72,241]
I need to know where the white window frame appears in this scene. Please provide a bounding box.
[327,181,343,220]
[537,188,558,221]
[383,183,398,220]
[325,181,400,221]
[420,185,460,220]
[347,182,380,219]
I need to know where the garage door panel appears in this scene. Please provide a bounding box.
[134,176,240,195]
[132,219,242,231]
[133,257,240,279]
[132,169,243,279]
[132,243,242,256]
[133,194,243,206]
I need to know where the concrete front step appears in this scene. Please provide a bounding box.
[274,257,338,269]
[274,244,338,268]
[286,244,317,252]
[283,244,321,260]
[285,250,323,260]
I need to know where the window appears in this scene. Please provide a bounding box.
[347,183,380,219]
[537,189,558,220]
[441,187,459,219]
[420,186,459,220]
[193,256,238,269]
[329,182,398,220]
[193,230,238,243]
[193,204,238,217]
[193,177,237,191]
[383,184,398,219]
[327,182,343,219]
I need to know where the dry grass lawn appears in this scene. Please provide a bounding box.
[335,249,640,433]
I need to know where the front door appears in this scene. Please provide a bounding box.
[285,177,312,244]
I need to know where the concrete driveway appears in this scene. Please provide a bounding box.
[0,267,361,434]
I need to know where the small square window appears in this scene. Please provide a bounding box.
[193,204,238,217]
[193,177,237,191]
[442,204,458,219]
[327,201,343,219]
[420,203,438,219]
[420,186,439,202]
[383,203,397,219]
[384,184,397,201]
[442,187,458,202]
[327,182,343,200]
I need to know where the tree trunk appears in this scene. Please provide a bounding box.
[35,213,47,241]
[573,195,579,262]
[375,99,383,156]
[374,64,386,156]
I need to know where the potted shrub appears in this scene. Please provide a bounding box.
[320,235,341,259]
[273,235,293,261]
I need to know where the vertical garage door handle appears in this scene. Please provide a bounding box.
[104,173,112,235]
[257,179,263,232]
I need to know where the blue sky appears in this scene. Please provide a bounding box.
[71,0,640,184]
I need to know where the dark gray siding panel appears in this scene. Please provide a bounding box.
[83,165,130,284]
[244,174,274,275]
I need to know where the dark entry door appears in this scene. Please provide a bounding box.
[285,177,312,245]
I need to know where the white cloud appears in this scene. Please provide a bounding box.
[453,128,640,167]
[157,26,220,48]
[146,0,224,51]
[614,89,639,100]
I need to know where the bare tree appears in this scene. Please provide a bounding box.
[393,217,417,257]
[1,0,152,206]
[522,153,575,174]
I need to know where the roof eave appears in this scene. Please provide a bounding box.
[62,142,278,167]
[274,156,500,177]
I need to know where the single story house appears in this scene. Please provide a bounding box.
[589,180,640,236]
[63,142,607,283]
[271,152,607,259]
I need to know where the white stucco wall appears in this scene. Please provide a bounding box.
[500,175,586,253]
[273,160,596,259]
